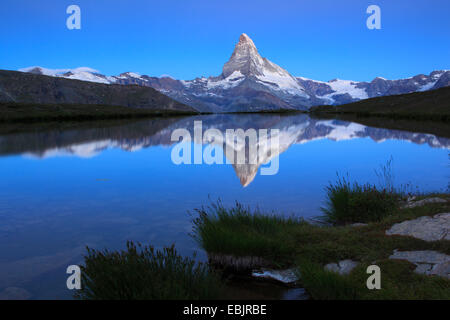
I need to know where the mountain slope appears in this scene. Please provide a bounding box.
[0,70,196,115]
[310,85,450,120]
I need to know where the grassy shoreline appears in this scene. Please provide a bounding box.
[193,196,450,265]
[77,191,449,300]
[0,101,200,123]
[192,194,449,299]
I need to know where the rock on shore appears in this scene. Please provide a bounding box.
[389,250,450,279]
[386,212,450,241]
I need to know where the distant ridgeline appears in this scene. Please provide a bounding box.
[14,34,450,113]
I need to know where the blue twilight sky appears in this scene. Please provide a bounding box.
[0,0,449,82]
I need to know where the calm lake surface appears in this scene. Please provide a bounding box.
[0,114,449,299]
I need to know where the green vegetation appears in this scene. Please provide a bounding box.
[190,168,450,301]
[0,101,197,123]
[192,197,449,264]
[76,241,224,300]
[77,191,449,300]
[319,176,399,225]
[191,197,449,299]
[191,201,305,266]
[298,259,450,300]
[318,159,401,226]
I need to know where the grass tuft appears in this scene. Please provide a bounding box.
[191,200,305,267]
[318,159,401,226]
[318,175,400,225]
[296,260,359,300]
[76,241,223,300]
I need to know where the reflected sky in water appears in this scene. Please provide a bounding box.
[0,114,448,299]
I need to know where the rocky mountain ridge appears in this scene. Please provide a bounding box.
[0,70,195,113]
[18,34,450,112]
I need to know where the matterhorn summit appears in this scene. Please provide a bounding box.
[222,33,265,77]
[221,34,308,98]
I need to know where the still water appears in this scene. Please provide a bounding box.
[0,114,448,299]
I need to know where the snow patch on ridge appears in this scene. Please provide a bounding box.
[64,71,111,84]
[418,81,437,92]
[207,71,245,89]
[118,72,142,79]
[296,76,327,84]
[318,79,368,103]
[19,66,112,84]
[256,66,309,97]
[19,66,100,76]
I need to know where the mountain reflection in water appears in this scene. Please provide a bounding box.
[0,114,448,187]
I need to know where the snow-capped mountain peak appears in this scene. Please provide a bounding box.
[221,33,307,97]
[222,33,263,77]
